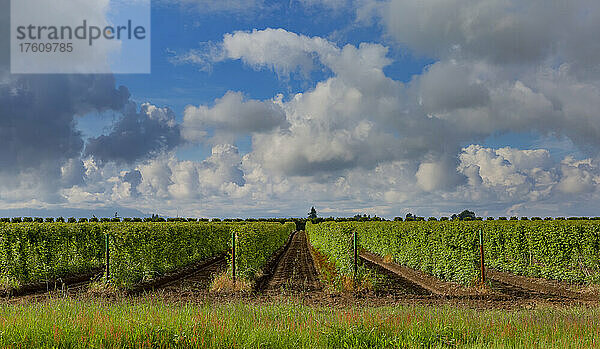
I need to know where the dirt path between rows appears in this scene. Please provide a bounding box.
[264,231,322,294]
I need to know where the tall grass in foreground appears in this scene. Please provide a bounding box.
[0,299,599,348]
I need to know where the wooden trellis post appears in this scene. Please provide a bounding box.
[231,231,236,283]
[353,231,358,281]
[479,229,486,284]
[105,232,110,282]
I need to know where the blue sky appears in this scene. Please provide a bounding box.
[2,0,600,218]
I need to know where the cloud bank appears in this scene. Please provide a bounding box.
[3,0,600,218]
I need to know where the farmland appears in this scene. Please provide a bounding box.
[1,218,600,347]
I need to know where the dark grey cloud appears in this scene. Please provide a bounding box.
[122,170,143,197]
[85,103,181,164]
[0,75,130,172]
[379,0,575,65]
[418,61,490,114]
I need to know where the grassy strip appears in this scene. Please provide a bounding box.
[1,299,599,348]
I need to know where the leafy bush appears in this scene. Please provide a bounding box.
[309,221,481,285]
[107,222,233,288]
[0,223,105,286]
[484,220,600,282]
[308,220,600,285]
[231,222,296,280]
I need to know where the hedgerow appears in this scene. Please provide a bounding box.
[231,222,296,280]
[484,220,600,282]
[307,220,600,285]
[1,221,296,290]
[107,222,231,288]
[307,221,481,285]
[0,223,105,288]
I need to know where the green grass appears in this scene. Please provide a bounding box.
[0,298,599,348]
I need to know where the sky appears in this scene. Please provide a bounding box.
[2,0,600,219]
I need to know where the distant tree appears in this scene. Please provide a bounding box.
[308,207,318,219]
[457,210,476,220]
[405,213,414,221]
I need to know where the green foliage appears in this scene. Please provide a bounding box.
[0,223,105,287]
[306,221,356,276]
[231,222,296,280]
[308,220,600,285]
[307,221,481,285]
[107,222,232,288]
[484,220,600,282]
[1,221,298,290]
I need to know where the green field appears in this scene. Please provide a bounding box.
[0,298,598,348]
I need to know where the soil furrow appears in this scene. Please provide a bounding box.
[264,231,322,294]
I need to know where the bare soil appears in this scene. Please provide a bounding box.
[263,231,322,294]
